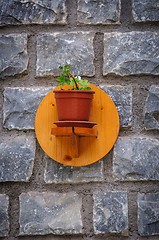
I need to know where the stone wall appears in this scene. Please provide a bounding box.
[0,0,159,239]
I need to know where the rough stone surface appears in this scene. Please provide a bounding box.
[100,85,132,128]
[138,193,159,236]
[144,85,159,130]
[0,194,9,237]
[103,32,159,76]
[0,1,159,238]
[44,155,104,184]
[19,191,83,235]
[0,135,35,182]
[77,0,121,25]
[132,0,159,22]
[113,137,159,181]
[0,33,28,77]
[93,191,128,235]
[0,0,67,26]
[3,87,53,130]
[36,32,95,77]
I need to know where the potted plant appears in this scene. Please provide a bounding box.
[53,64,95,122]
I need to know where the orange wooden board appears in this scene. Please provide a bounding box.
[35,84,120,166]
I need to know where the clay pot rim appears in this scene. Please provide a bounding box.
[53,89,95,94]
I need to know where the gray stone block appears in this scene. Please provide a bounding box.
[100,85,132,128]
[0,135,35,182]
[44,155,104,184]
[77,0,121,25]
[36,32,95,77]
[0,33,28,77]
[132,0,159,22]
[138,193,159,236]
[19,191,83,235]
[3,87,53,130]
[93,191,128,235]
[0,194,9,237]
[103,32,159,76]
[0,0,67,26]
[144,85,159,130]
[113,137,159,181]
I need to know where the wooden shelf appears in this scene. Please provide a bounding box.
[35,84,120,166]
[53,120,96,128]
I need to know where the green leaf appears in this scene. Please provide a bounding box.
[56,64,92,90]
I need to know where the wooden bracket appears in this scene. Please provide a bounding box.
[35,84,120,166]
[51,126,98,158]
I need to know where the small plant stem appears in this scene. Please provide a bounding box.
[73,77,79,90]
[70,74,79,90]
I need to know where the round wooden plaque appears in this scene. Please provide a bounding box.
[35,84,119,166]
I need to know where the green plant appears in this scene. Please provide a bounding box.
[56,64,91,90]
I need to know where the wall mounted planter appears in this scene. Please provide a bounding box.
[35,84,119,166]
[54,89,95,121]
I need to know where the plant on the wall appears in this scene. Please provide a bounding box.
[53,64,94,122]
[56,64,92,90]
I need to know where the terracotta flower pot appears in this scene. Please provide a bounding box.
[53,90,95,121]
